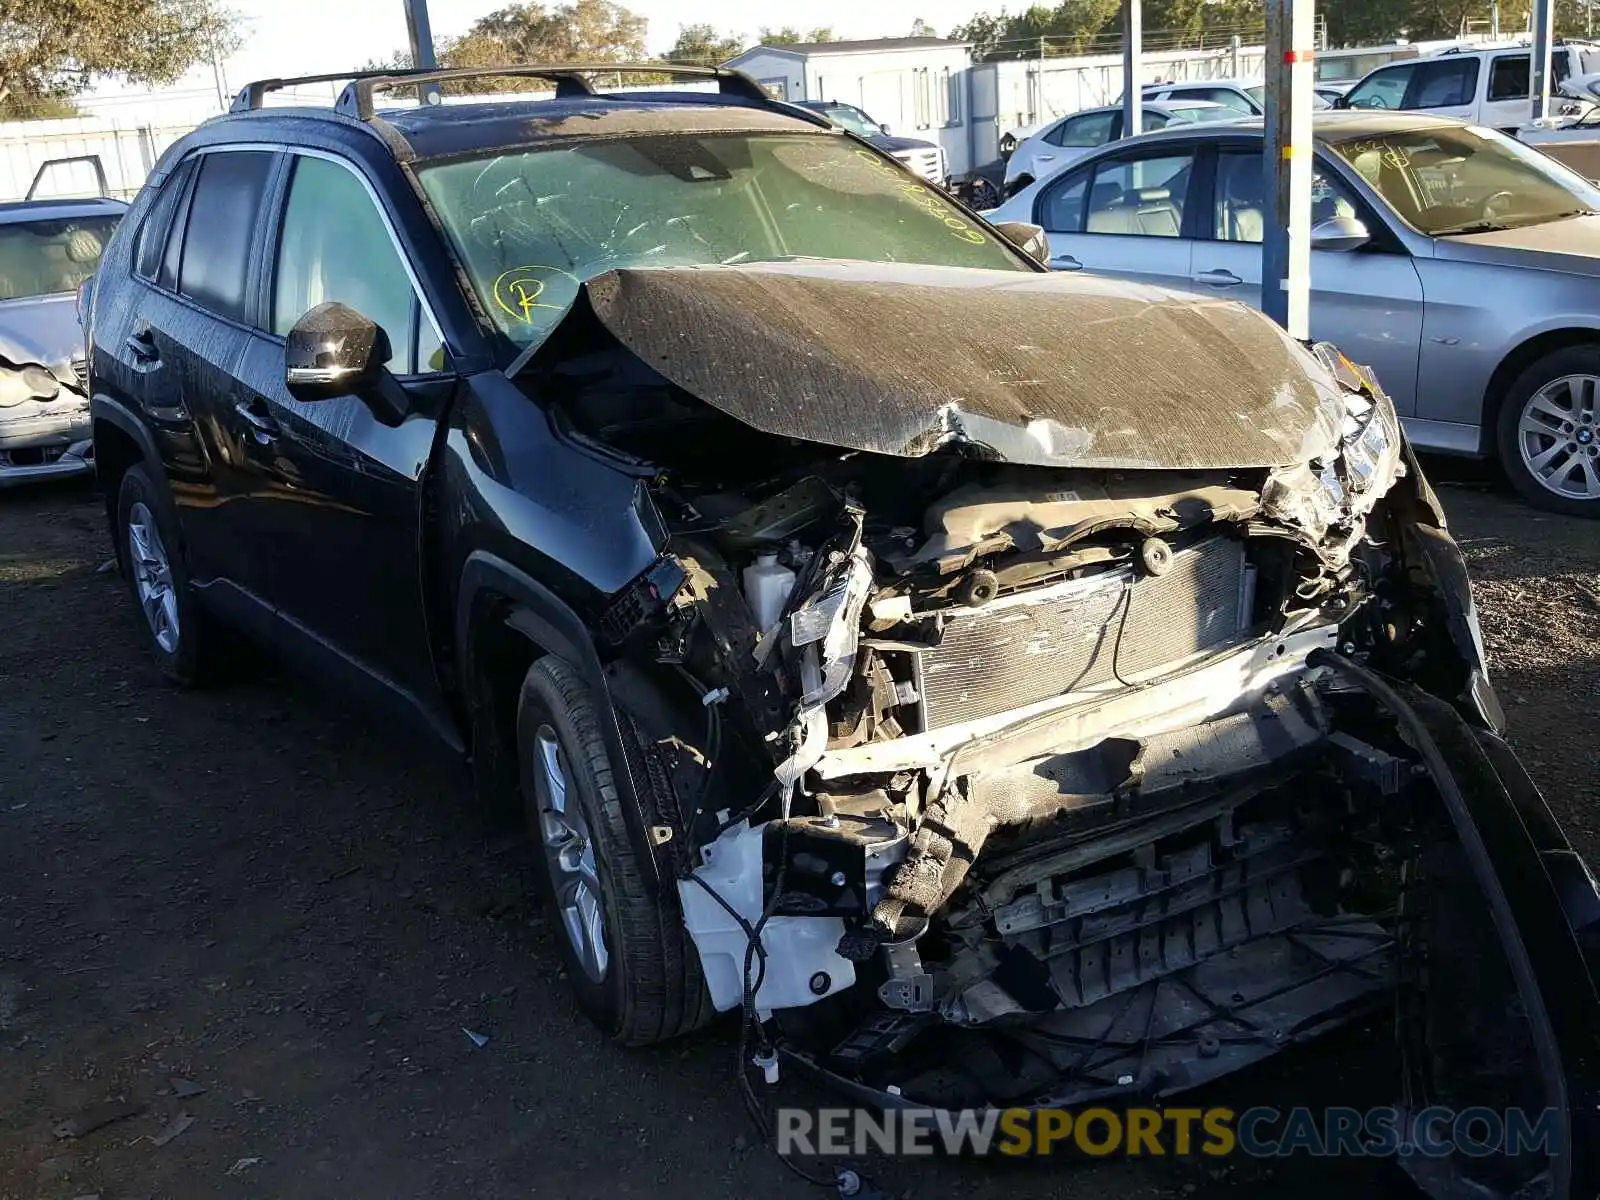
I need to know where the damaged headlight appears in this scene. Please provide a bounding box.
[0,363,62,408]
[1265,348,1405,546]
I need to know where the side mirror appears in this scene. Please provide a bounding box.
[992,220,1050,265]
[1310,216,1371,252]
[285,301,389,402]
[880,123,892,135]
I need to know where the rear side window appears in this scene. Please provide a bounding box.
[1488,54,1531,102]
[175,150,275,322]
[135,157,196,280]
[1046,111,1115,148]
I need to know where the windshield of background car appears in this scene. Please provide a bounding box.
[0,216,120,302]
[1327,125,1600,236]
[816,104,881,137]
[417,132,1027,347]
[1167,102,1239,124]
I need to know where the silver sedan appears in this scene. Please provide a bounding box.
[985,111,1600,515]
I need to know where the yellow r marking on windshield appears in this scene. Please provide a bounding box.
[492,265,573,324]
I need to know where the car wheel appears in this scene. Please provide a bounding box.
[115,464,218,685]
[516,656,714,1046]
[1496,345,1600,517]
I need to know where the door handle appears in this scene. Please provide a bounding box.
[233,397,279,443]
[1192,268,1243,287]
[125,328,159,364]
[1050,253,1083,271]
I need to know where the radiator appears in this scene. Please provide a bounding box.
[915,536,1249,730]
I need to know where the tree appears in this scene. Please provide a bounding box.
[364,0,650,94]
[0,0,239,120]
[665,23,745,64]
[758,26,837,45]
[909,17,939,36]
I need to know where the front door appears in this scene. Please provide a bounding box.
[227,151,453,729]
[1187,146,1425,414]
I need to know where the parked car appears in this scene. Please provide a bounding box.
[1338,40,1600,130]
[0,193,124,486]
[985,111,1600,515]
[1003,99,1233,194]
[1519,72,1600,179]
[792,99,947,184]
[85,65,1599,1193]
[1141,76,1266,114]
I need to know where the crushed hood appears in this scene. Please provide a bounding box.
[582,260,1344,471]
[0,293,82,381]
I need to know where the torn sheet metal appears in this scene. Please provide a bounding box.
[583,260,1346,471]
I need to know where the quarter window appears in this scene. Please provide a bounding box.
[135,157,196,281]
[176,150,275,322]
[272,155,434,374]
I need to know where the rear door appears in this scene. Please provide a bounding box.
[1186,143,1425,412]
[1030,143,1198,288]
[91,147,279,591]
[1484,52,1536,130]
[226,150,450,723]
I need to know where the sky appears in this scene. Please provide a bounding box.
[216,0,989,90]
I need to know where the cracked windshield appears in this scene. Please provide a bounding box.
[417,131,1026,345]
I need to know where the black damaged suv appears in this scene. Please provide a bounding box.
[85,65,1598,1196]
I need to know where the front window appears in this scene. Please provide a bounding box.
[417,132,1028,348]
[1328,125,1600,236]
[0,216,120,302]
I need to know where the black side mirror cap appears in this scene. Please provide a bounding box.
[992,220,1050,265]
[284,301,406,424]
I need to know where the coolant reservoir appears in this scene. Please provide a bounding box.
[743,552,796,633]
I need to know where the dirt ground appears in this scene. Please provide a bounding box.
[1,467,1595,1200]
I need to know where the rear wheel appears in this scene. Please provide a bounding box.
[1496,345,1600,517]
[516,656,714,1045]
[115,464,219,685]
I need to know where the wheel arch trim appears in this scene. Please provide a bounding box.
[455,549,667,894]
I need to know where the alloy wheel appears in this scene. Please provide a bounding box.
[1517,374,1600,501]
[127,501,180,654]
[533,724,609,983]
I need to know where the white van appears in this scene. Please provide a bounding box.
[1339,41,1600,130]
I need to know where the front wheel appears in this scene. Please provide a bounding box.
[516,656,714,1045]
[1496,345,1600,517]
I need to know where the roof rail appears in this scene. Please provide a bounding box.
[334,62,772,120]
[231,69,446,113]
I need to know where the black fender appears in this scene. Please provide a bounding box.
[89,393,179,557]
[455,549,667,895]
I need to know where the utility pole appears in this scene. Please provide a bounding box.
[404,0,443,106]
[1262,0,1314,339]
[1531,0,1554,120]
[1121,0,1142,138]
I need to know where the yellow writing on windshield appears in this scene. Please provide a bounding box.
[851,148,987,245]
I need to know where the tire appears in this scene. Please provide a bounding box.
[114,464,219,685]
[516,656,714,1046]
[1496,344,1600,518]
